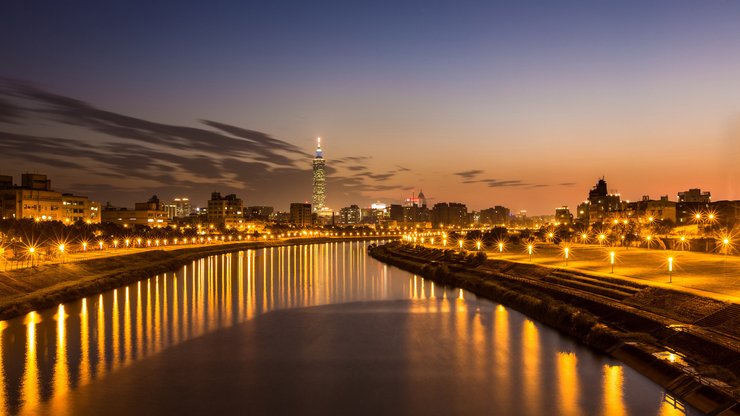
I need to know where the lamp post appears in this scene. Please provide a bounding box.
[527,244,533,262]
[476,240,481,251]
[498,242,504,257]
[668,257,673,283]
[564,247,569,266]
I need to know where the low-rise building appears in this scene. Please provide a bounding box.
[0,173,100,223]
[102,195,169,227]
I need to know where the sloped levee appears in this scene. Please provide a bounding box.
[368,242,740,416]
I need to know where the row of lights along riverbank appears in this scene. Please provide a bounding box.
[1,231,402,271]
[402,231,735,284]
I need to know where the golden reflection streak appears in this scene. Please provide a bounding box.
[124,287,132,364]
[184,266,190,339]
[263,250,268,313]
[162,273,169,347]
[79,299,90,385]
[173,276,179,345]
[146,279,152,355]
[247,250,254,320]
[225,255,232,326]
[557,352,582,416]
[19,311,40,415]
[494,305,510,406]
[238,253,244,319]
[136,282,143,360]
[0,321,6,414]
[49,305,70,414]
[112,289,120,369]
[154,276,161,352]
[602,365,626,416]
[522,320,540,415]
[97,295,106,377]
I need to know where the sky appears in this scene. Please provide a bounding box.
[1,0,739,214]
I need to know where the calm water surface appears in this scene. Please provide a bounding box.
[0,241,697,415]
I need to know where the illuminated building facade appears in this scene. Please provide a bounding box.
[312,137,326,212]
[102,195,169,227]
[207,192,244,228]
[0,173,99,223]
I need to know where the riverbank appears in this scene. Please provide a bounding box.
[369,242,740,415]
[0,236,395,321]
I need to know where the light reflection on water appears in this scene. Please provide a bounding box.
[0,241,697,415]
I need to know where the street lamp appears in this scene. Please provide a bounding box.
[564,247,569,266]
[527,244,534,262]
[476,240,481,251]
[668,257,674,283]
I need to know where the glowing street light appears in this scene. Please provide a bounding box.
[125,239,130,248]
[527,244,534,262]
[498,242,504,256]
[459,240,464,251]
[98,241,104,250]
[564,247,570,266]
[476,240,481,251]
[82,242,87,252]
[668,257,674,283]
[113,239,119,249]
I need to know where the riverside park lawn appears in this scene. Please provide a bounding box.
[479,243,740,301]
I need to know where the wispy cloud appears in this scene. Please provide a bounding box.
[0,79,407,207]
[454,169,484,180]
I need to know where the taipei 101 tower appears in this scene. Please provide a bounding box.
[312,137,326,212]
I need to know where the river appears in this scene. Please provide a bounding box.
[0,241,698,415]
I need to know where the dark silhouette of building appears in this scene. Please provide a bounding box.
[479,206,510,226]
[431,202,468,228]
[290,203,312,227]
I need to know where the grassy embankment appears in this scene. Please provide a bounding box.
[369,241,740,415]
[0,237,391,321]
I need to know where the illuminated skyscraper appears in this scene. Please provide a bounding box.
[312,137,326,212]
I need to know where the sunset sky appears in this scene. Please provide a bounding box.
[1,0,739,214]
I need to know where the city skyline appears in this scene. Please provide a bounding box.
[1,1,739,214]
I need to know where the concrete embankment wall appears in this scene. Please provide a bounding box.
[368,242,740,416]
[0,237,393,321]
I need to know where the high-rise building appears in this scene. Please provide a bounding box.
[312,137,326,212]
[207,192,244,228]
[431,202,468,228]
[290,202,312,227]
[339,204,362,224]
[173,197,192,217]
